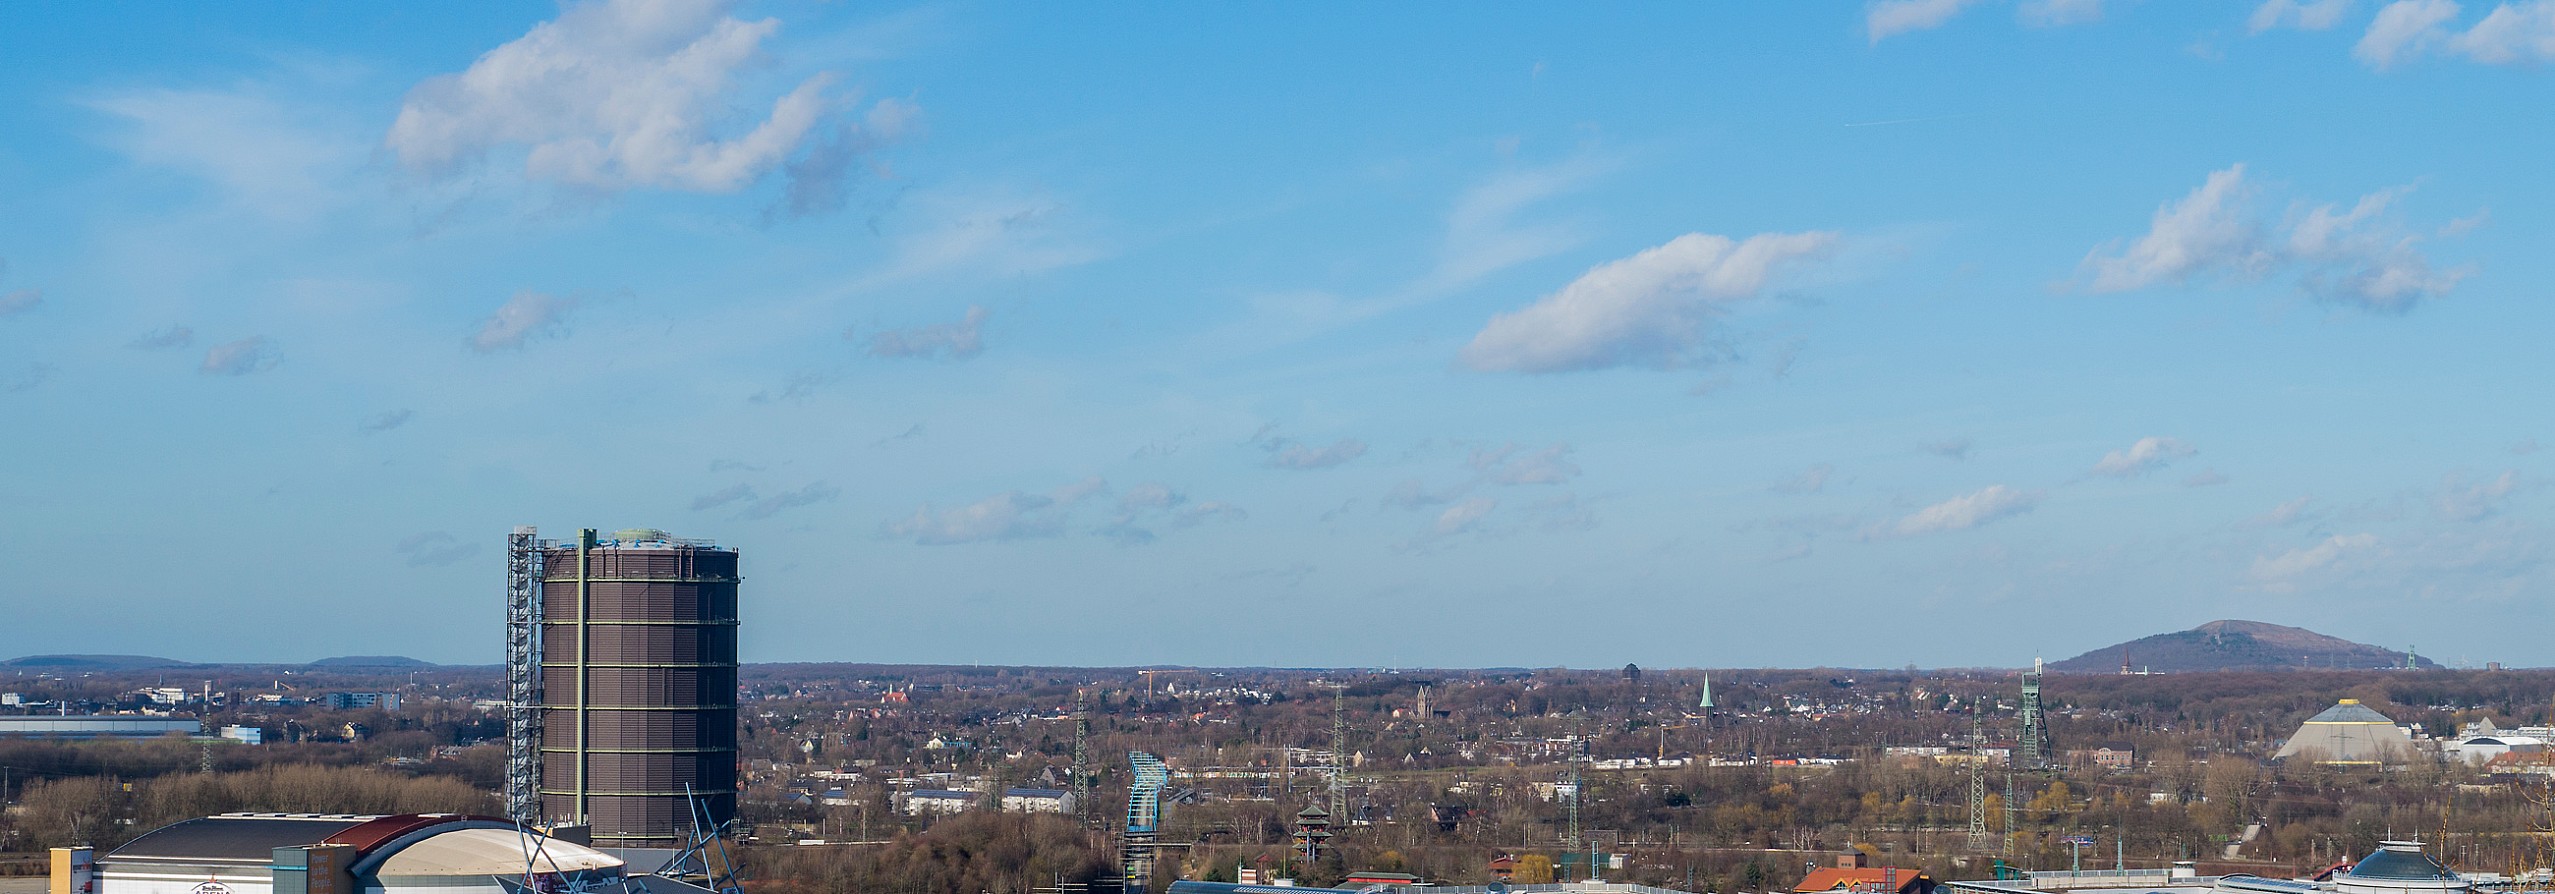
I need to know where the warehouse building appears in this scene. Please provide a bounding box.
[0,716,200,738]
[56,813,627,894]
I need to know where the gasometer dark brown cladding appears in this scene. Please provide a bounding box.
[538,529,740,848]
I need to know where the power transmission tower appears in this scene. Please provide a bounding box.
[1073,689,1095,829]
[2004,772,2019,858]
[1329,683,1349,822]
[1968,697,1989,851]
[1565,724,1586,850]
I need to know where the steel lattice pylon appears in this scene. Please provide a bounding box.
[504,526,544,827]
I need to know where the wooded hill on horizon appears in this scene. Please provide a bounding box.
[2051,619,2437,674]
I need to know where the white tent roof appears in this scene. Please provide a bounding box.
[375,828,624,877]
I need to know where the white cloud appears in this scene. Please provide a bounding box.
[1921,437,1975,460]
[2356,0,2464,67]
[1462,231,1837,373]
[200,336,279,376]
[2455,1,2555,62]
[2358,0,2555,68]
[470,291,575,353]
[1869,0,1983,43]
[2082,166,2265,292]
[2251,0,2358,32]
[2286,186,2470,312]
[2020,0,2107,27]
[2249,533,2380,589]
[1773,463,1834,495]
[2435,470,2519,521]
[0,289,40,318]
[2083,165,2471,311]
[864,305,987,360]
[1884,485,2041,537]
[2091,436,2197,477]
[386,0,835,194]
[1267,438,1369,471]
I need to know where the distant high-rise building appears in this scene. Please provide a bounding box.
[539,528,739,848]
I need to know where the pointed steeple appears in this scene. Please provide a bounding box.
[1699,673,1715,710]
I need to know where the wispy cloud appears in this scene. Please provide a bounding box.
[0,289,40,318]
[470,291,575,353]
[2351,0,2555,69]
[1462,231,1838,373]
[1402,496,1498,549]
[2183,469,2231,487]
[1773,463,1835,495]
[1428,158,1608,290]
[2080,164,2471,312]
[200,336,279,376]
[1468,443,1580,485]
[2250,0,2357,32]
[1101,483,1247,546]
[2251,495,2316,527]
[2091,436,2197,477]
[386,0,841,194]
[2020,0,2107,27]
[1879,485,2042,537]
[358,409,413,434]
[690,483,758,512]
[773,96,921,220]
[396,531,478,567]
[1,364,50,393]
[1267,438,1369,471]
[860,187,1104,285]
[741,481,839,520]
[129,325,194,350]
[863,305,987,360]
[2434,470,2518,521]
[882,478,1109,545]
[2248,532,2379,591]
[1869,0,1983,43]
[1921,437,1975,461]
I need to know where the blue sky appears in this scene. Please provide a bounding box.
[1,0,2548,668]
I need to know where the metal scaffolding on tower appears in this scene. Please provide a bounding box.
[504,525,543,827]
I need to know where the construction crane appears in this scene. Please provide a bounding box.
[1135,669,1190,705]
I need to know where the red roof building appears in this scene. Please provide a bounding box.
[1795,856,1934,894]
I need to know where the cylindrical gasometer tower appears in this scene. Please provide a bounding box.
[538,528,739,848]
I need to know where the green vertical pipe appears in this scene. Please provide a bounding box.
[576,528,595,826]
